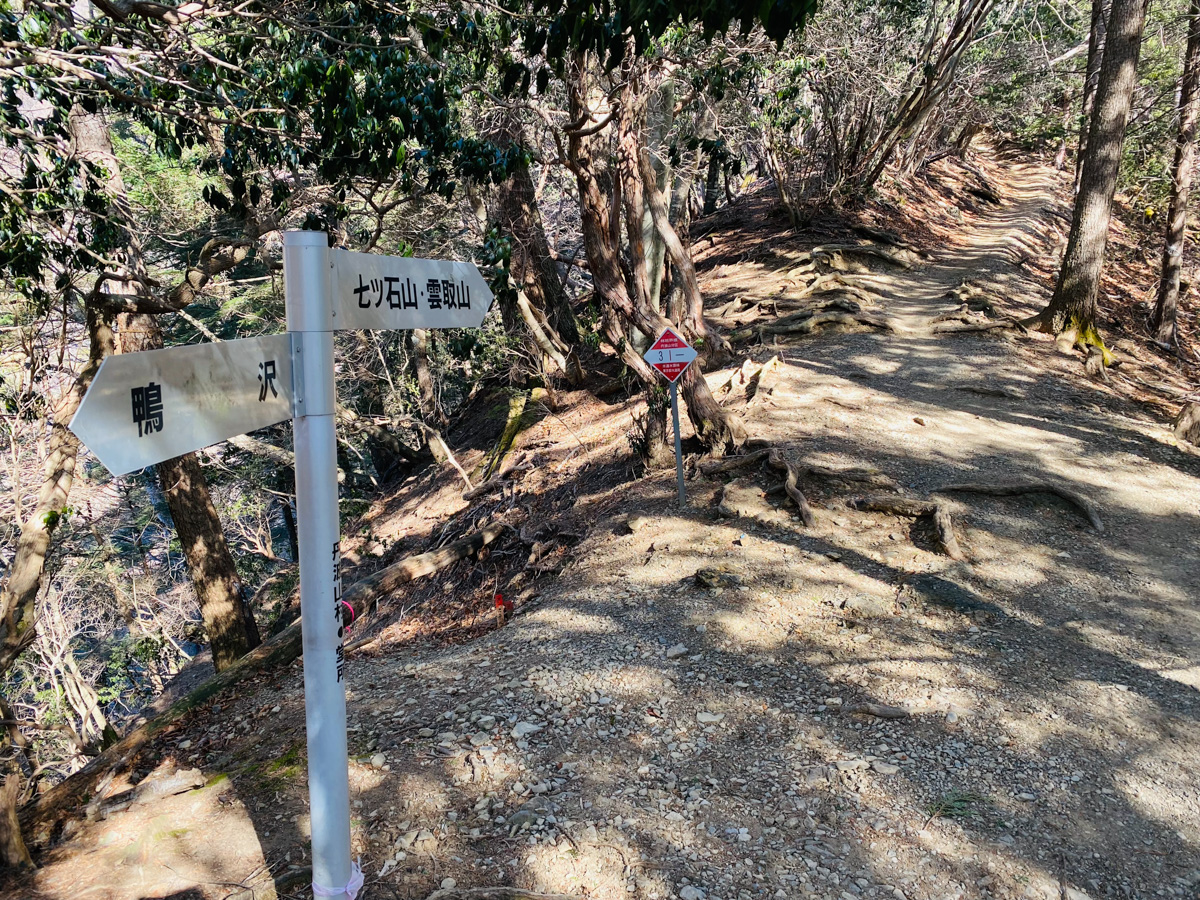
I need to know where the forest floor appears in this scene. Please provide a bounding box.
[8,149,1200,900]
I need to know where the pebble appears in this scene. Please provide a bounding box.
[666,643,689,659]
[511,722,542,738]
[872,761,900,775]
[680,887,706,900]
[697,712,725,724]
[370,753,387,768]
[441,877,457,889]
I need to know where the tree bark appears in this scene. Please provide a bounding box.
[638,146,732,363]
[410,329,447,426]
[1152,0,1200,347]
[494,154,580,345]
[156,448,261,669]
[1026,0,1150,364]
[0,774,32,871]
[616,82,654,318]
[643,79,674,312]
[1076,0,1112,194]
[703,152,722,215]
[566,54,744,454]
[0,307,111,680]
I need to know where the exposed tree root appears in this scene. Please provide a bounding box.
[712,356,783,407]
[483,392,532,480]
[768,448,815,526]
[807,243,921,270]
[848,494,965,560]
[850,223,919,251]
[943,279,1001,314]
[1175,402,1200,448]
[700,447,815,525]
[19,524,507,843]
[1021,308,1114,367]
[748,355,782,405]
[933,480,1104,532]
[704,451,898,492]
[463,464,531,502]
[731,304,892,343]
[417,422,474,490]
[798,463,899,491]
[699,448,771,476]
[931,316,1028,335]
[1084,344,1110,382]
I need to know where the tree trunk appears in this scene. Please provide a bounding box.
[0,774,32,871]
[1076,0,1112,194]
[0,307,111,680]
[566,54,744,454]
[280,497,299,562]
[1027,0,1150,364]
[703,152,722,215]
[495,154,580,345]
[154,446,261,669]
[616,82,654,317]
[1152,0,1200,347]
[666,150,698,324]
[638,146,732,363]
[410,329,447,425]
[858,0,997,194]
[643,79,674,312]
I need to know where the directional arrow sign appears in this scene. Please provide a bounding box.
[69,334,293,476]
[332,249,493,331]
[644,326,698,383]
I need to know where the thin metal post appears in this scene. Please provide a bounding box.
[283,232,357,900]
[670,380,685,507]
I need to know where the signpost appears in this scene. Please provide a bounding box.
[643,326,698,508]
[69,232,493,900]
[69,334,294,476]
[331,248,493,331]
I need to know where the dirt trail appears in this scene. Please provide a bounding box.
[877,162,1052,334]
[9,157,1200,900]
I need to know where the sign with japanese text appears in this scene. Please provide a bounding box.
[69,334,293,476]
[644,327,698,383]
[331,249,493,331]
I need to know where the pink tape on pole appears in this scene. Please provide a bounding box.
[341,600,356,630]
[312,860,364,899]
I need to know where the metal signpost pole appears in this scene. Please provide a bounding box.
[283,232,358,900]
[644,327,696,510]
[670,380,685,508]
[70,233,496,900]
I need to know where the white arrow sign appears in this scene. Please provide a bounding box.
[331,249,493,331]
[69,334,293,476]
